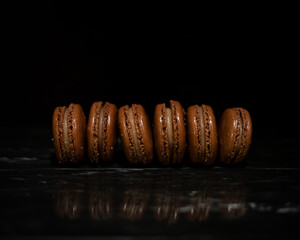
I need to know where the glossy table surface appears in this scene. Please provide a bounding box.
[1,127,300,239]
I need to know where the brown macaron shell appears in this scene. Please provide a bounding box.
[153,100,186,165]
[87,101,118,163]
[52,103,86,164]
[218,108,252,164]
[187,104,218,165]
[118,104,153,164]
[53,106,67,164]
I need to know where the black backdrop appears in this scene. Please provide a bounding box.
[2,2,298,139]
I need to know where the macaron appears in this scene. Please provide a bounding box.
[118,104,153,164]
[52,103,86,164]
[218,107,252,164]
[87,101,118,163]
[153,100,186,165]
[187,104,218,165]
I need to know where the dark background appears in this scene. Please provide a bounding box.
[2,2,298,139]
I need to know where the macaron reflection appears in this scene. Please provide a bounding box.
[220,185,247,219]
[53,173,247,222]
[88,184,114,220]
[119,182,151,221]
[53,183,83,220]
[153,190,181,224]
[185,188,212,222]
[152,174,182,224]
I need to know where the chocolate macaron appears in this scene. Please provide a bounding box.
[153,100,186,165]
[118,104,153,164]
[52,103,86,164]
[87,101,118,163]
[218,108,252,164]
[187,104,218,165]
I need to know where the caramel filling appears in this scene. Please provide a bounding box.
[63,109,71,158]
[128,107,141,158]
[166,108,174,159]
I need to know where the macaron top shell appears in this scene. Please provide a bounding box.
[118,104,153,164]
[218,108,252,164]
[187,104,218,165]
[87,101,118,163]
[52,103,86,164]
[153,100,186,165]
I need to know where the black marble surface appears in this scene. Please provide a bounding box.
[1,127,300,239]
